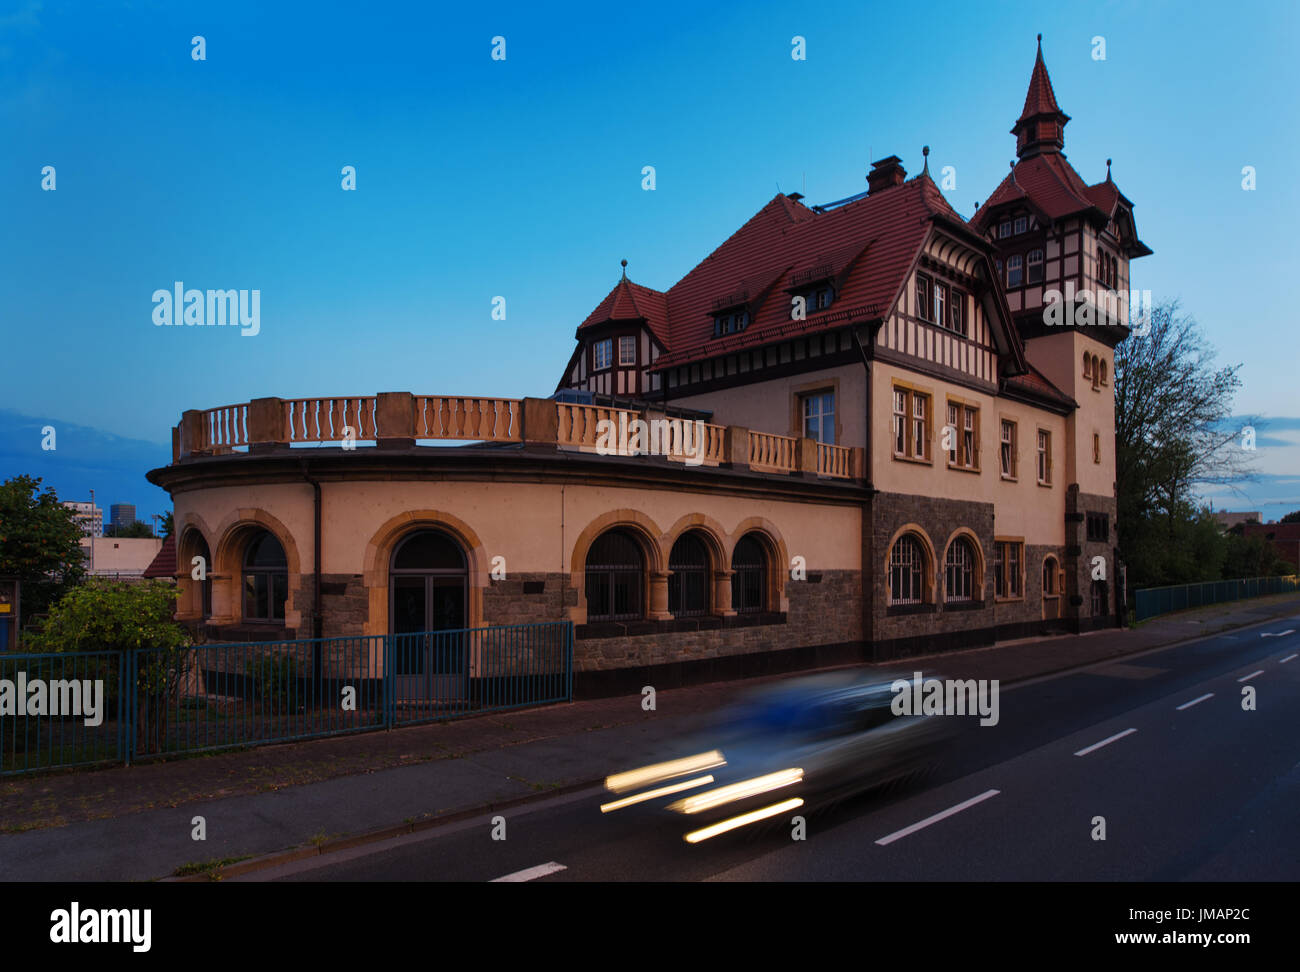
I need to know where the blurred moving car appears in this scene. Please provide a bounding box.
[600,670,958,843]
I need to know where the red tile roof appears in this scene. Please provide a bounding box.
[974,152,1103,228]
[1001,362,1075,411]
[1018,40,1066,125]
[578,277,670,346]
[591,171,971,370]
[143,534,176,579]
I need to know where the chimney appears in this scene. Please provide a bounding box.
[867,155,907,195]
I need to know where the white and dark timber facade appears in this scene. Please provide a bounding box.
[151,38,1150,696]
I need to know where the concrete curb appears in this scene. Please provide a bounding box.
[167,597,1300,882]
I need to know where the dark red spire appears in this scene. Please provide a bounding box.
[1011,34,1070,159]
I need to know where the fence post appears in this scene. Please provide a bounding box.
[383,634,393,730]
[125,650,136,767]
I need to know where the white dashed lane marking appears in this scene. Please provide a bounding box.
[874,789,1000,847]
[1074,728,1137,757]
[490,862,567,883]
[1176,693,1214,711]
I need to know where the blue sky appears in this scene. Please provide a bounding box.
[1,0,1297,522]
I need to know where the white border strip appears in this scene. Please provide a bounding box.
[490,862,567,883]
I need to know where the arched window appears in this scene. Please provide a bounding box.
[1099,358,1108,385]
[889,534,926,605]
[1043,556,1060,596]
[668,532,710,618]
[586,530,644,622]
[191,533,213,619]
[731,533,767,614]
[944,537,976,602]
[243,530,287,622]
[1083,352,1092,379]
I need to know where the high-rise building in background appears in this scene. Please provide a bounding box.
[62,500,103,538]
[110,503,137,531]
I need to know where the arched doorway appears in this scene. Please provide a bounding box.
[389,530,469,700]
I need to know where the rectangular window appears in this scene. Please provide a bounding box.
[593,339,612,370]
[916,274,932,322]
[1093,432,1101,464]
[933,281,947,327]
[1086,512,1110,543]
[999,221,1012,239]
[1027,249,1044,284]
[949,289,966,336]
[618,336,636,365]
[1037,429,1052,484]
[801,391,835,444]
[1091,579,1108,616]
[946,401,979,470]
[1000,420,1017,478]
[892,386,930,461]
[994,540,1023,599]
[1014,216,1027,235]
[1007,255,1023,287]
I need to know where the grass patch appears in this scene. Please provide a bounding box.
[172,854,253,879]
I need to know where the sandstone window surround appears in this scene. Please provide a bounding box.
[891,382,932,464]
[993,538,1024,601]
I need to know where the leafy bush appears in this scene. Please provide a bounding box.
[244,653,300,710]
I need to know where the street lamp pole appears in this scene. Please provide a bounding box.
[88,489,95,575]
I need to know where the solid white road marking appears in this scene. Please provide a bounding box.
[1280,654,1298,664]
[875,789,1000,846]
[1176,693,1215,711]
[1237,670,1264,683]
[490,862,567,883]
[1261,629,1296,638]
[1074,728,1138,757]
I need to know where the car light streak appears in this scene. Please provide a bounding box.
[668,768,803,814]
[599,775,715,813]
[683,798,805,843]
[604,751,726,793]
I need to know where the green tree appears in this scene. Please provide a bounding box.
[1280,510,1300,524]
[26,579,191,754]
[1114,302,1253,588]
[161,511,175,538]
[0,475,87,627]
[105,520,155,538]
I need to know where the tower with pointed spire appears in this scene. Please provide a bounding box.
[1012,34,1071,159]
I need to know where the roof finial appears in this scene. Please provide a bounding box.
[1106,158,1113,182]
[1037,32,1042,50]
[922,145,930,175]
[1009,160,1017,185]
[620,258,628,279]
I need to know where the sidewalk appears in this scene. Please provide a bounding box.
[3,592,1298,881]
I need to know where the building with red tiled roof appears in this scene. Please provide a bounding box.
[557,34,1151,641]
[149,36,1155,701]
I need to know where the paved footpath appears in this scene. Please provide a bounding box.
[3,592,1298,881]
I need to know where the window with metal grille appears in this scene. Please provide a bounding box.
[945,538,975,602]
[668,532,710,618]
[243,530,287,621]
[585,529,644,622]
[889,534,925,605]
[731,533,767,614]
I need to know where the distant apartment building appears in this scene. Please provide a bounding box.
[1213,511,1261,530]
[110,503,137,531]
[63,500,103,538]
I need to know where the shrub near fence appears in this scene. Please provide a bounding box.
[0,622,572,776]
[1133,574,1300,623]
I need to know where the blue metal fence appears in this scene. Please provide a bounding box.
[1,621,572,776]
[1133,575,1299,623]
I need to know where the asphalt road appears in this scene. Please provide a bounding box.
[248,616,1300,882]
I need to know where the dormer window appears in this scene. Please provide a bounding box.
[1014,216,1028,235]
[1007,255,1023,287]
[713,309,750,337]
[791,283,834,318]
[999,220,1012,239]
[1027,249,1044,284]
[593,338,613,370]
